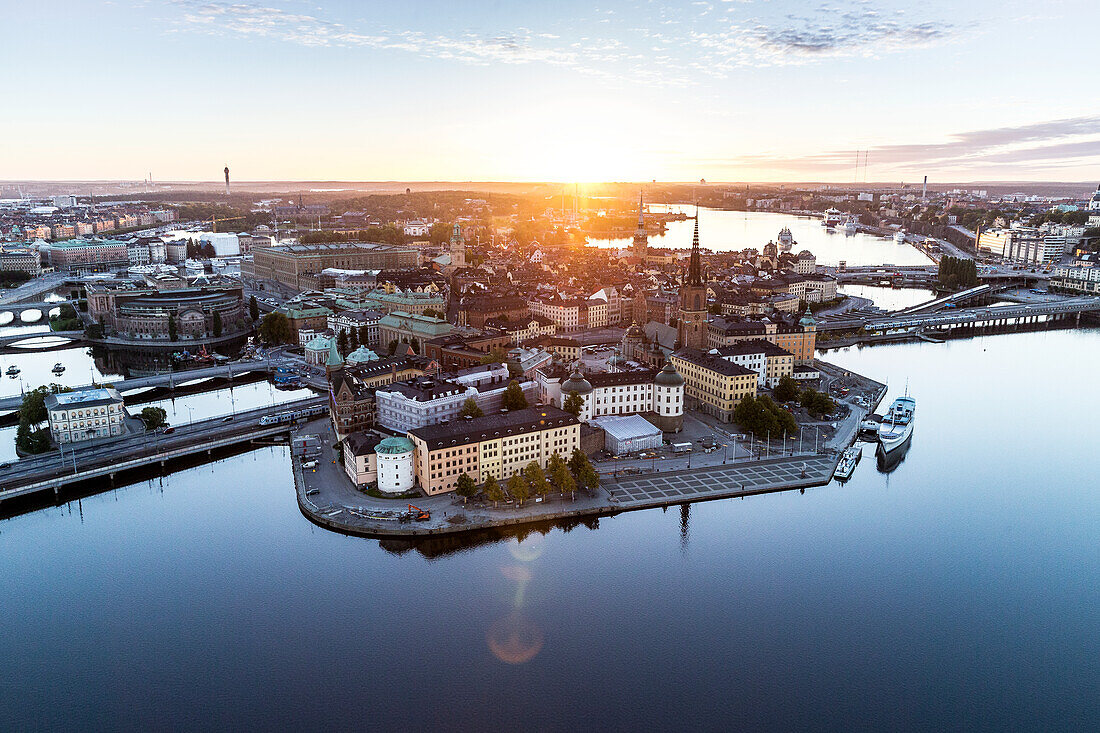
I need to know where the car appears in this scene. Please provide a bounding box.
[221,416,233,422]
[306,489,320,496]
[0,462,10,469]
[162,427,175,434]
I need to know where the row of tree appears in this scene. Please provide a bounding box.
[938,256,979,290]
[733,394,797,439]
[453,450,599,505]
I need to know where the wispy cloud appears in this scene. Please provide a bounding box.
[697,115,1100,173]
[164,1,964,86]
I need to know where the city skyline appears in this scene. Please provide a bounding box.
[3,0,1098,182]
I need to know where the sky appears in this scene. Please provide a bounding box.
[1,0,1098,183]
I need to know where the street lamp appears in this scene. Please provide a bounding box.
[185,405,194,427]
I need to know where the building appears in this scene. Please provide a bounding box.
[632,190,648,259]
[376,436,416,493]
[278,303,333,339]
[342,432,381,486]
[1089,183,1100,211]
[527,296,586,332]
[1050,263,1100,295]
[536,363,685,433]
[528,335,581,362]
[462,295,530,328]
[375,363,536,434]
[590,414,663,455]
[802,274,838,303]
[711,340,795,388]
[248,242,418,290]
[794,250,817,275]
[978,228,1069,265]
[377,311,454,352]
[45,387,126,444]
[47,238,129,272]
[678,216,708,349]
[329,368,378,439]
[407,406,581,495]
[670,348,758,423]
[86,277,249,341]
[329,308,384,346]
[707,311,816,364]
[0,245,41,276]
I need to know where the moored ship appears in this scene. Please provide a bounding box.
[878,394,915,453]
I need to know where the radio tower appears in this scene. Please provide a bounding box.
[224,165,230,195]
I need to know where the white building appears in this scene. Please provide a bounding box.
[375,436,416,493]
[403,220,432,237]
[45,387,126,444]
[537,364,684,432]
[590,414,663,455]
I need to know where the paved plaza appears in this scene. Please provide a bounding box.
[607,454,837,508]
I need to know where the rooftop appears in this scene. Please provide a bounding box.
[409,406,577,450]
[672,348,757,377]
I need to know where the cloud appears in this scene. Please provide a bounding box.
[697,115,1100,173]
[164,1,963,86]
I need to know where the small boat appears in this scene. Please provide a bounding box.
[878,392,915,453]
[893,229,907,244]
[6,365,20,376]
[52,362,66,374]
[834,446,861,480]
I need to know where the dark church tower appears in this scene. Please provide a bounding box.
[632,190,648,259]
[677,212,708,349]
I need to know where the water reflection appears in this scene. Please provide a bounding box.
[876,436,912,474]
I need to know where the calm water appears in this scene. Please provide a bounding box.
[838,284,936,311]
[595,207,933,268]
[2,328,1098,730]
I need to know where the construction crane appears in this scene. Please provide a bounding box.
[210,215,244,233]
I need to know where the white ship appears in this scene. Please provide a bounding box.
[834,446,862,480]
[840,216,859,234]
[822,208,843,228]
[777,227,796,250]
[893,229,907,244]
[877,394,915,453]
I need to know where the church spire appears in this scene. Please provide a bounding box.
[687,208,703,286]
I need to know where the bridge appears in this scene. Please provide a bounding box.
[0,330,84,349]
[894,285,994,315]
[819,296,1100,333]
[0,359,282,414]
[0,396,326,505]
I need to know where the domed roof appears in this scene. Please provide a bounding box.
[799,305,816,327]
[561,369,592,395]
[376,436,414,455]
[305,335,331,351]
[346,346,380,364]
[625,320,644,338]
[654,362,685,387]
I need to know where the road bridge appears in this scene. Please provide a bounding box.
[0,396,325,504]
[819,296,1100,333]
[0,359,282,413]
[0,330,84,347]
[895,285,994,315]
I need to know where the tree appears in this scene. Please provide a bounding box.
[774,375,799,403]
[480,346,510,365]
[258,312,293,344]
[562,391,585,418]
[348,328,359,351]
[523,461,550,498]
[459,397,484,419]
[248,295,259,322]
[423,308,444,319]
[18,386,49,426]
[501,380,528,411]
[212,310,223,337]
[455,472,477,503]
[484,474,504,507]
[799,388,835,419]
[139,406,168,430]
[388,339,399,354]
[507,472,529,506]
[568,448,599,493]
[167,315,177,342]
[548,453,577,499]
[358,325,371,345]
[336,329,348,355]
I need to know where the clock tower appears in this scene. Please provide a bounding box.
[677,213,708,349]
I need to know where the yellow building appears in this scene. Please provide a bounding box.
[407,406,580,495]
[707,308,817,364]
[670,348,758,423]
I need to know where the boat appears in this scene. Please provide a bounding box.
[52,362,65,374]
[877,393,915,453]
[834,446,862,480]
[777,227,796,250]
[893,229,907,244]
[860,414,881,435]
[840,216,859,234]
[6,365,20,376]
[822,208,843,228]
